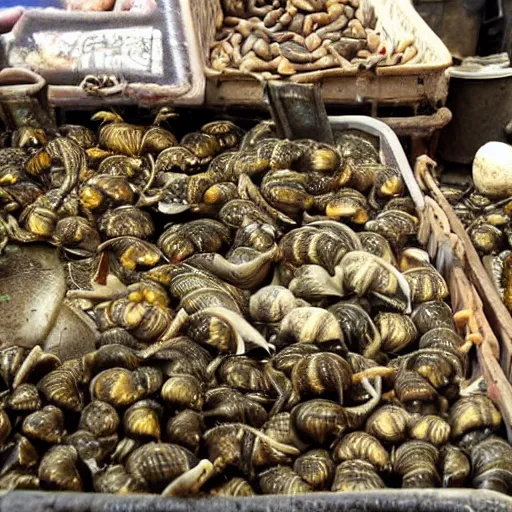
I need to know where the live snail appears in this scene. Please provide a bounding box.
[0,110,509,497]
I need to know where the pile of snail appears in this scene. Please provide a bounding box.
[440,182,512,314]
[0,109,511,496]
[210,0,419,76]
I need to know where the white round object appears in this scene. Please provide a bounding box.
[473,141,512,198]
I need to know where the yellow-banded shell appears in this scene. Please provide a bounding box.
[79,401,120,437]
[0,410,11,446]
[393,440,440,488]
[441,444,470,488]
[411,301,455,335]
[332,431,390,471]
[7,384,42,412]
[403,267,449,303]
[210,477,255,497]
[409,415,451,446]
[293,449,335,491]
[22,405,66,444]
[124,399,163,440]
[38,445,83,492]
[332,460,386,492]
[375,312,417,353]
[165,410,204,455]
[449,395,501,439]
[365,405,410,443]
[471,436,512,494]
[161,375,204,411]
[259,466,313,495]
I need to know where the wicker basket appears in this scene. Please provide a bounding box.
[191,0,452,108]
[414,157,512,384]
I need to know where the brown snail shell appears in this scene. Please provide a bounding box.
[409,415,451,446]
[358,231,397,265]
[332,431,390,471]
[79,401,120,437]
[37,366,84,412]
[449,395,501,439]
[203,386,268,428]
[0,435,39,476]
[259,466,313,495]
[332,460,386,492]
[441,444,470,488]
[376,312,417,353]
[471,435,512,494]
[210,477,255,497]
[13,347,60,389]
[0,346,25,388]
[394,370,438,411]
[82,344,141,381]
[38,445,83,491]
[271,343,321,376]
[0,470,40,490]
[403,266,449,304]
[469,223,505,255]
[293,449,335,490]
[278,307,345,347]
[249,285,297,323]
[365,209,419,249]
[90,367,163,408]
[215,356,270,394]
[393,440,440,488]
[6,384,41,412]
[365,405,411,444]
[22,405,66,444]
[98,205,154,240]
[161,375,204,411]
[411,300,455,335]
[66,429,118,466]
[0,410,11,447]
[124,399,163,440]
[341,251,411,313]
[93,464,146,495]
[186,312,236,354]
[126,442,200,493]
[328,301,381,358]
[203,424,246,473]
[165,410,204,455]
[291,352,352,404]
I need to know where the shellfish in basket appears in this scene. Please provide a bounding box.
[3,113,512,499]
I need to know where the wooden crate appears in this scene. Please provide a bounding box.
[191,0,452,109]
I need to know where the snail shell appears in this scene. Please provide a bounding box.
[66,429,118,466]
[215,356,270,394]
[471,435,512,494]
[449,395,501,439]
[328,301,381,359]
[93,464,146,495]
[278,307,345,347]
[394,370,438,411]
[124,399,163,440]
[203,387,268,428]
[376,312,417,353]
[365,405,411,443]
[469,223,504,255]
[79,401,120,437]
[409,415,451,446]
[98,205,154,240]
[259,466,313,495]
[271,343,320,376]
[359,231,397,264]
[293,449,335,491]
[365,209,419,249]
[403,266,449,303]
[126,442,199,493]
[393,440,440,488]
[0,470,40,491]
[187,311,236,354]
[0,410,11,447]
[289,265,344,301]
[210,477,255,497]
[249,285,297,323]
[201,120,244,150]
[90,367,163,408]
[291,399,347,444]
[441,444,470,488]
[332,431,390,471]
[291,352,352,404]
[321,188,370,224]
[22,405,66,444]
[37,366,84,412]
[0,346,25,388]
[161,375,204,411]
[341,251,411,313]
[38,445,83,491]
[411,301,455,335]
[332,460,386,492]
[82,344,141,380]
[6,384,42,412]
[165,410,204,455]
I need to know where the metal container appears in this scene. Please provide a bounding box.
[438,62,512,164]
[0,0,205,106]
